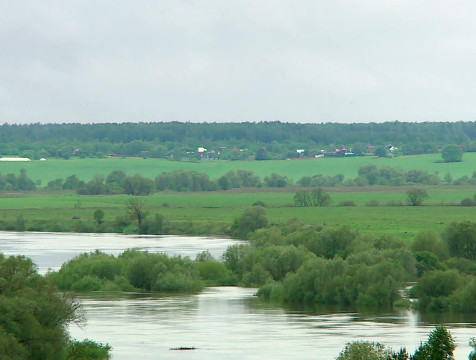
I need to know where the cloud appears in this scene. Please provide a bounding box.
[1,0,476,123]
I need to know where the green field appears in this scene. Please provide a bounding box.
[0,154,475,241]
[1,153,476,184]
[1,186,476,241]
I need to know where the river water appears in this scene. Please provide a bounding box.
[0,231,475,359]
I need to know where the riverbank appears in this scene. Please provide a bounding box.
[1,187,476,241]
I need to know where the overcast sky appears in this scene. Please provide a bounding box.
[1,1,476,124]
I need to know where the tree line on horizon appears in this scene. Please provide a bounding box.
[0,121,474,160]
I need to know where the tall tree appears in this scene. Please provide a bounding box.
[441,144,463,162]
[126,198,148,232]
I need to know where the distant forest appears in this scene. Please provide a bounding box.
[1,121,475,160]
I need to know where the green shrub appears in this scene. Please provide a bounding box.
[339,200,356,206]
[365,200,379,207]
[71,276,102,292]
[449,278,476,312]
[66,339,111,360]
[257,281,284,301]
[411,270,462,311]
[386,200,404,206]
[461,198,475,206]
[336,341,393,360]
[444,221,476,260]
[197,261,236,285]
[230,206,268,239]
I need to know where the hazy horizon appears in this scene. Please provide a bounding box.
[2,1,476,124]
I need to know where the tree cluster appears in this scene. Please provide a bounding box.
[337,325,456,360]
[47,249,235,293]
[225,210,476,313]
[293,188,331,207]
[0,254,110,359]
[0,169,36,191]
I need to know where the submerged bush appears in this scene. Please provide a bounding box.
[48,250,205,293]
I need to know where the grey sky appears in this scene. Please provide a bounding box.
[1,1,476,124]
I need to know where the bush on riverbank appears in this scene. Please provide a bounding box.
[44,215,476,313]
[66,339,111,360]
[48,249,235,292]
[246,220,476,312]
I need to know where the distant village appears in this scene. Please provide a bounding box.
[0,144,399,161]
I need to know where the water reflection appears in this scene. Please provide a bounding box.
[70,288,476,360]
[1,231,475,359]
[0,231,241,273]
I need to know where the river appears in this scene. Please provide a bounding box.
[0,231,475,359]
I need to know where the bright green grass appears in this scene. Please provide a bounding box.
[1,186,476,241]
[1,153,475,184]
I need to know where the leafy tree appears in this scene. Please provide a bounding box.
[442,144,463,162]
[310,187,331,206]
[374,146,388,158]
[155,170,211,192]
[93,209,105,225]
[449,278,476,312]
[411,270,461,311]
[105,170,126,192]
[351,142,365,155]
[336,341,393,360]
[358,164,379,185]
[230,206,268,239]
[264,173,289,187]
[122,174,155,195]
[293,188,330,207]
[17,169,36,190]
[0,254,83,359]
[46,178,64,191]
[255,147,269,160]
[407,188,429,206]
[78,175,106,195]
[63,175,81,190]
[293,190,311,207]
[140,213,165,234]
[444,221,476,260]
[217,175,230,190]
[411,231,449,260]
[15,214,26,231]
[411,325,455,359]
[444,172,453,184]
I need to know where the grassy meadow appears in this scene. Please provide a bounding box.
[0,153,475,241]
[1,185,476,241]
[1,152,476,184]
